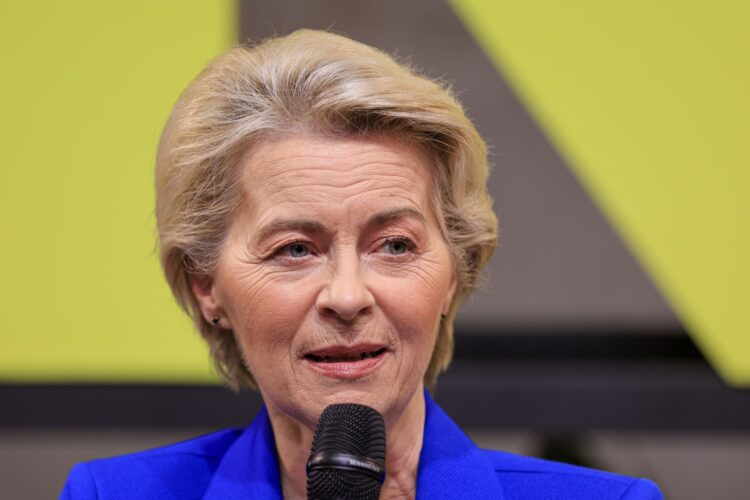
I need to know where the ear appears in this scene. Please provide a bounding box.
[190,274,231,329]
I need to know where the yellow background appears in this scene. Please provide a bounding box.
[3,1,748,386]
[451,0,750,384]
[0,1,234,382]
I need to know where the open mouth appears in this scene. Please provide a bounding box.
[305,348,388,363]
[302,344,390,379]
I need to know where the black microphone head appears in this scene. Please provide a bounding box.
[306,403,386,500]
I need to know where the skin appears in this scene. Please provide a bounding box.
[192,134,456,499]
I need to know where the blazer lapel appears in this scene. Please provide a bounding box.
[417,391,507,499]
[202,393,505,499]
[203,406,283,499]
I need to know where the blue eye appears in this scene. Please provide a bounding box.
[287,243,310,258]
[383,238,413,255]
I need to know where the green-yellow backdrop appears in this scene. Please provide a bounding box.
[0,1,234,382]
[2,1,748,386]
[450,0,750,386]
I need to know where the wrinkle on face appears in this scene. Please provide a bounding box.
[240,140,428,222]
[211,134,456,431]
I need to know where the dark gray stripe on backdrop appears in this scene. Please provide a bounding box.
[3,333,749,431]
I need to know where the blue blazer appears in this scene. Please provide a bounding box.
[61,391,662,499]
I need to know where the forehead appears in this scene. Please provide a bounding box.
[236,135,435,221]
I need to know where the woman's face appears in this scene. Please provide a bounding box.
[204,135,455,428]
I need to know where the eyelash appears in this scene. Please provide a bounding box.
[380,236,416,257]
[270,236,417,261]
[272,239,314,260]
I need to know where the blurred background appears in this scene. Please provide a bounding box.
[1,1,748,498]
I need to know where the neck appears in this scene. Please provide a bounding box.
[267,387,426,500]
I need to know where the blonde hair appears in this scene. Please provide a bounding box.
[155,30,497,390]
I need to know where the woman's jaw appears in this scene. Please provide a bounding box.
[261,327,431,433]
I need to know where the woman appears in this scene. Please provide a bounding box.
[62,30,662,499]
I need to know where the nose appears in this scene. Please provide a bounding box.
[316,249,374,323]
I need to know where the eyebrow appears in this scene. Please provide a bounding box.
[256,219,327,243]
[255,207,426,243]
[367,207,427,228]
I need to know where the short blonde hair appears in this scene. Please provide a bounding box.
[155,30,497,390]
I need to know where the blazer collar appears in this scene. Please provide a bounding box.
[203,405,283,499]
[203,392,505,499]
[417,390,506,499]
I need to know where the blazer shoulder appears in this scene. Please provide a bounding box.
[112,427,243,460]
[482,450,663,500]
[61,428,243,500]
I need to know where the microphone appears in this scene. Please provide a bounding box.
[306,403,386,500]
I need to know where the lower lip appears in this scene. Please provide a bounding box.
[303,352,388,379]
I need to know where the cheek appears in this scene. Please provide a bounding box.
[219,271,317,366]
[384,257,453,317]
[392,257,454,362]
[375,269,449,348]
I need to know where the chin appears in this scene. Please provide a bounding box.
[321,386,388,407]
[303,379,422,429]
